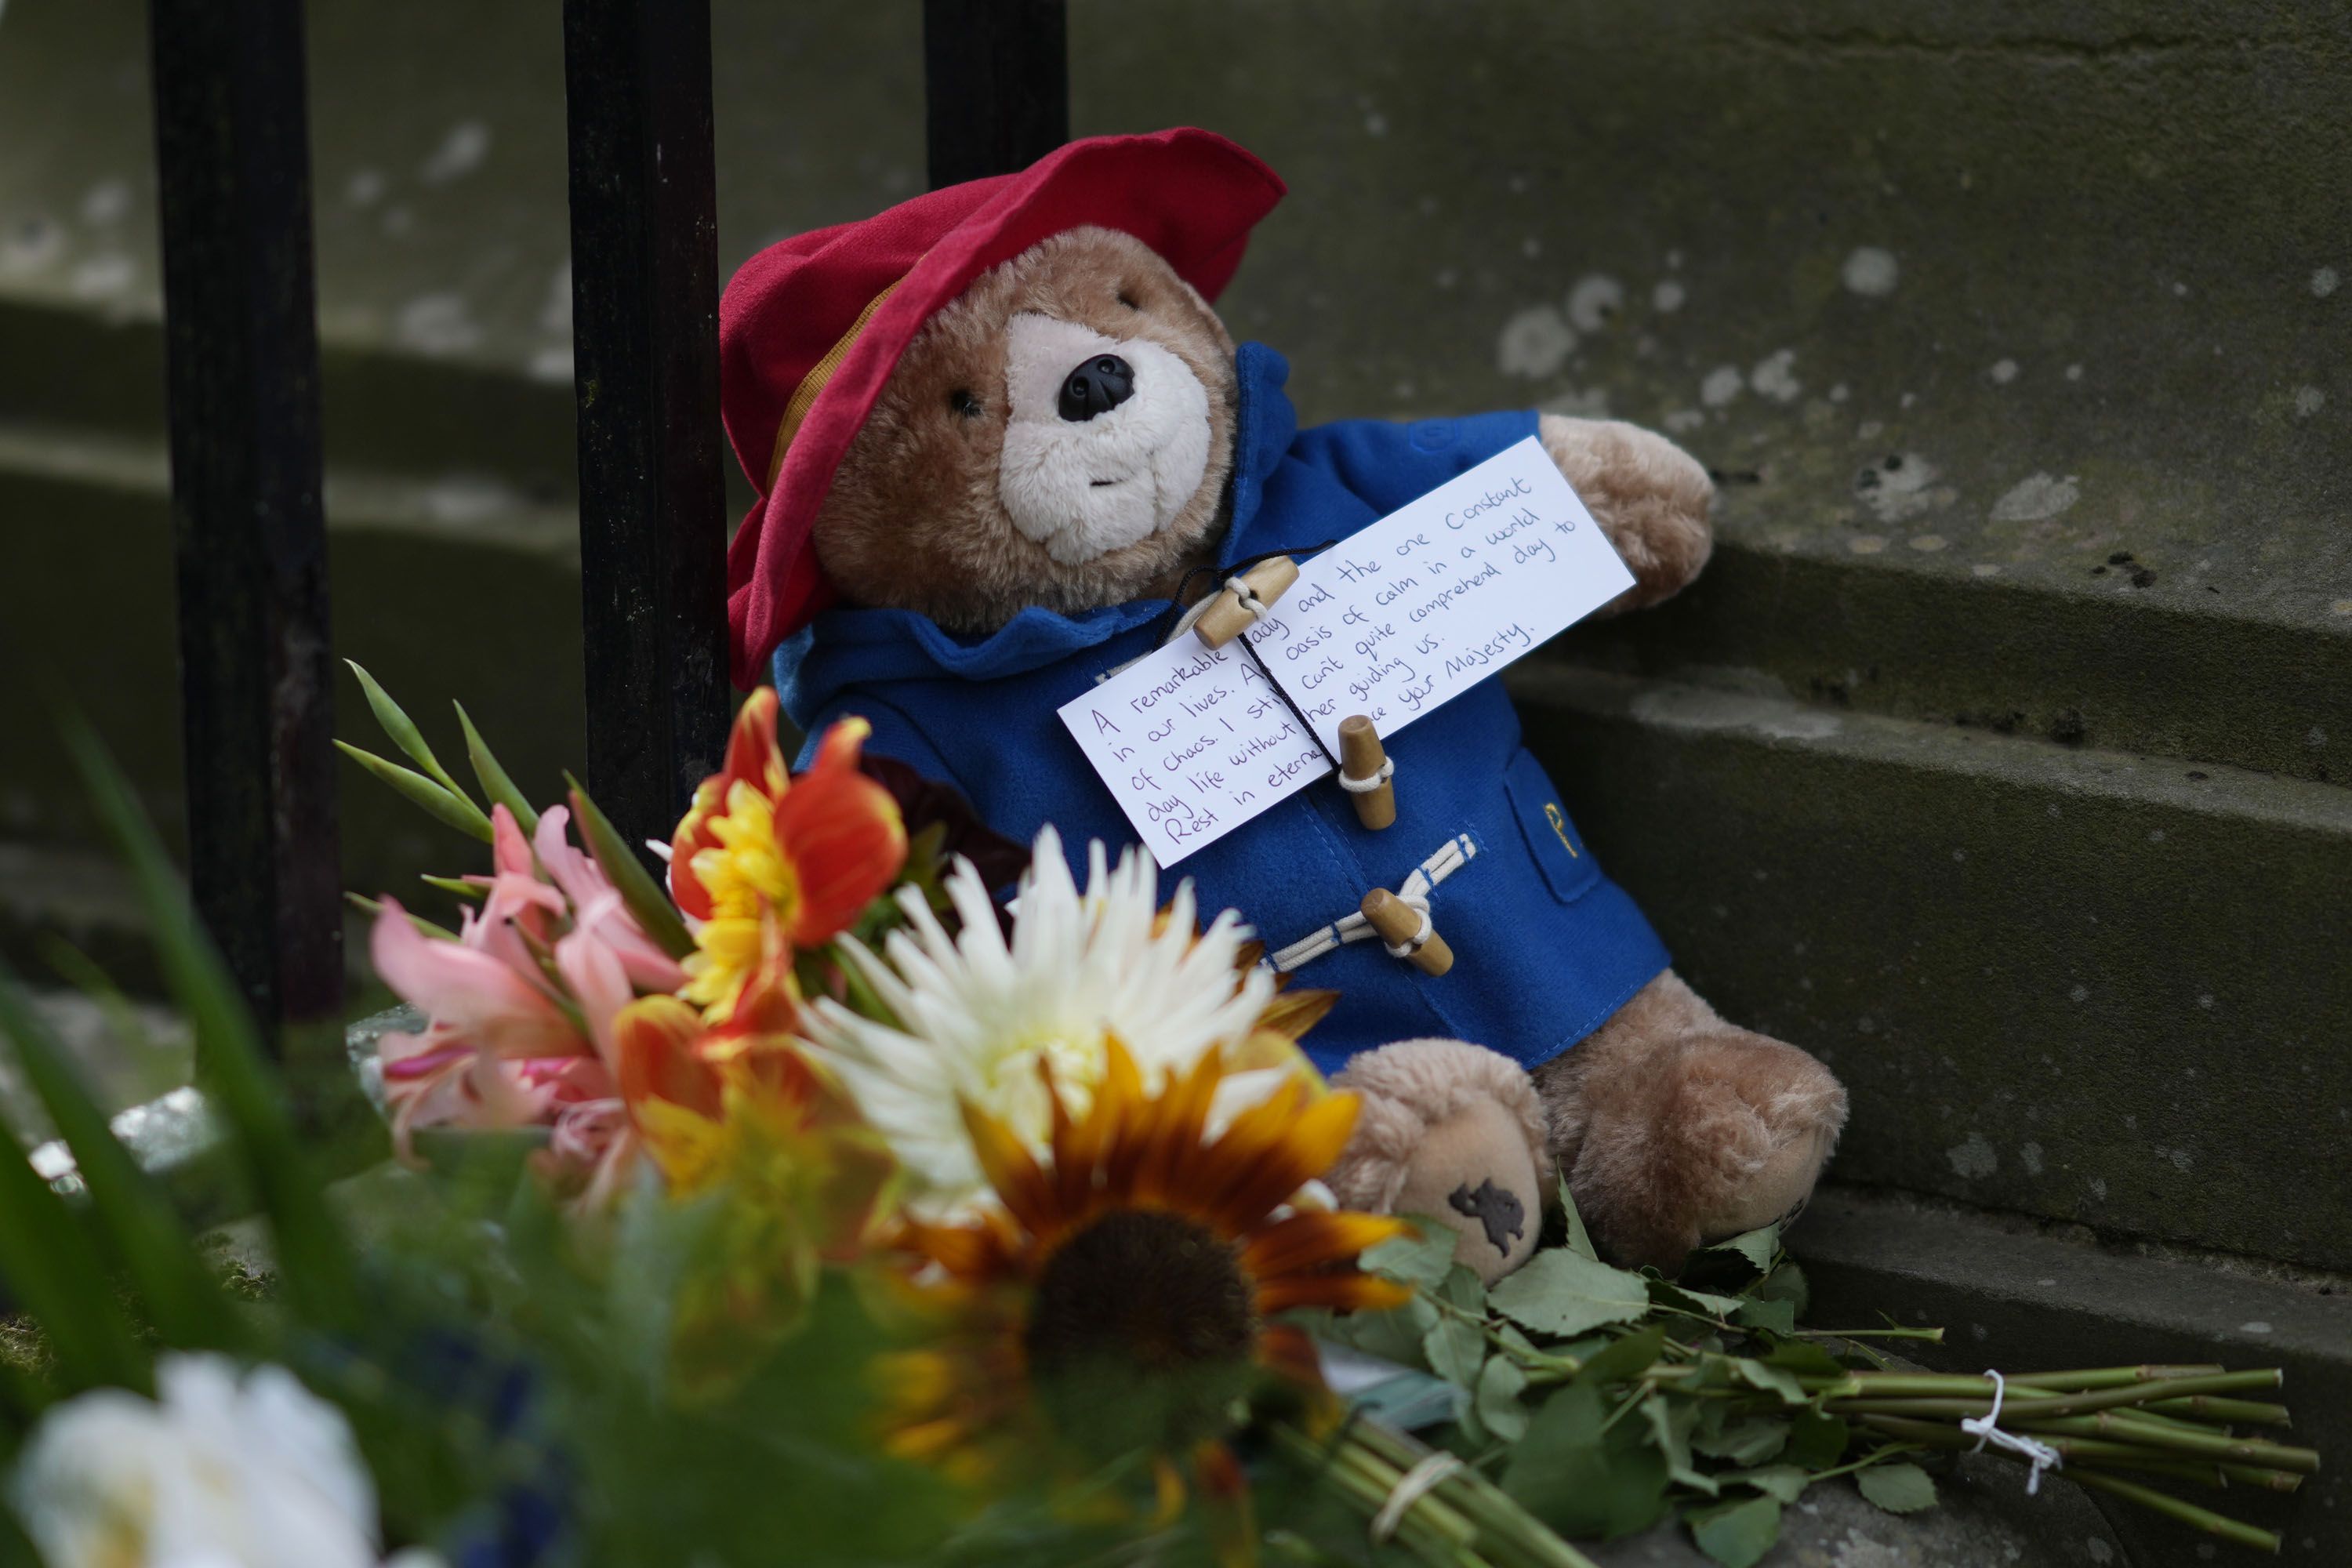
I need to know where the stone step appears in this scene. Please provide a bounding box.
[1791,1184,2352,1566]
[1559,534,2352,789]
[1508,664,2352,1274]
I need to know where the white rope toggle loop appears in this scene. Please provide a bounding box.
[1961,1370,2063,1495]
[1370,1451,1463,1544]
[1381,895,1433,960]
[1225,574,1272,622]
[1336,756,1396,794]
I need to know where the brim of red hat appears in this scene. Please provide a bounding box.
[723,128,1286,687]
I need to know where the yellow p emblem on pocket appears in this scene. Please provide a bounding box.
[1543,802,1580,858]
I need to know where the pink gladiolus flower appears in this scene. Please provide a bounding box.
[369,896,576,1058]
[366,803,691,1166]
[534,806,688,994]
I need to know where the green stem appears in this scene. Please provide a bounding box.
[2067,1470,2281,1554]
[2024,1412,2319,1475]
[2216,1464,2305,1494]
[2013,1365,2225,1389]
[1346,1420,1604,1568]
[1272,1423,1486,1568]
[1793,1326,1948,1342]
[2146,1396,2291,1427]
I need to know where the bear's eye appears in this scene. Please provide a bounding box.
[948,388,981,419]
[1117,289,1141,310]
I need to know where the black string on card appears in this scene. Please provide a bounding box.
[1156,540,1343,772]
[1235,633,1341,772]
[1150,539,1339,649]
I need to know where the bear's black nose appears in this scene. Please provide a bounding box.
[1058,354,1134,422]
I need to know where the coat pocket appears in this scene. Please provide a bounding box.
[1502,748,1602,905]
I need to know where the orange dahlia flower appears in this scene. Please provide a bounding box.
[669,691,907,1025]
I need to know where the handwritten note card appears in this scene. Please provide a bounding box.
[1058,435,1634,864]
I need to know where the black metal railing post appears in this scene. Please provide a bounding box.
[146,0,343,1074]
[561,0,731,858]
[923,0,1070,188]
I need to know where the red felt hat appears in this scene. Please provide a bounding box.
[719,127,1287,687]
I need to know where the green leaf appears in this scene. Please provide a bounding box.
[1650,1275,1743,1320]
[1752,1259,1809,1319]
[455,700,541,837]
[336,740,495,842]
[1362,1216,1460,1291]
[1504,1380,1671,1539]
[1490,1249,1651,1338]
[1421,1313,1485,1388]
[1726,1356,1809,1406]
[1320,1290,1439,1369]
[1856,1461,1937,1515]
[1575,1324,1668,1389]
[1690,1417,1789,1467]
[564,775,696,960]
[1438,1261,1487,1313]
[419,874,487,901]
[1689,1494,1782,1568]
[67,720,361,1333]
[1784,1407,1852,1470]
[1555,1171,1599,1261]
[1704,1223,1780,1274]
[1642,1394,1718,1497]
[344,891,459,942]
[0,1018,147,1396]
[1475,1352,1529,1443]
[347,660,473,800]
[1733,1295,1797,1337]
[0,963,239,1352]
[1725,1465,1809,1503]
[1761,1338,1848,1379]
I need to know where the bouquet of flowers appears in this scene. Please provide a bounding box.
[0,681,2314,1567]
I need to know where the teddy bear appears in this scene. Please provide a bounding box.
[717,128,1846,1280]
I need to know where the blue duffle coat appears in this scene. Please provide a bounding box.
[777,343,1669,1076]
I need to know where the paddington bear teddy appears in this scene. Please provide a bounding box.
[717,129,1846,1279]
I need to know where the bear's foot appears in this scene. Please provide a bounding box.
[1324,1039,1551,1283]
[1535,971,1847,1274]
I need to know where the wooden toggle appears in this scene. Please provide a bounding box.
[1337,714,1396,829]
[1194,556,1301,649]
[1361,887,1453,977]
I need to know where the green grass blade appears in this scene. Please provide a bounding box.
[336,741,494,843]
[0,1045,147,1396]
[346,659,470,800]
[564,773,695,960]
[65,718,363,1334]
[455,701,541,837]
[0,961,240,1352]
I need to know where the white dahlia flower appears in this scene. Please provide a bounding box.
[801,826,1295,1217]
[9,1353,438,1568]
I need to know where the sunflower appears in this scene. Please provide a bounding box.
[802,826,1331,1218]
[879,1039,1409,1492]
[669,695,907,1025]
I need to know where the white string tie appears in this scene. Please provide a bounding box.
[1381,895,1433,960]
[1337,757,1396,794]
[1224,574,1271,622]
[1370,1451,1462,1544]
[1961,1369,2062,1495]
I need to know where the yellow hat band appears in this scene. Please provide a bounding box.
[765,278,902,492]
